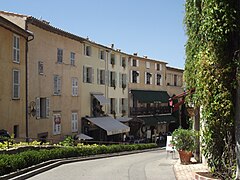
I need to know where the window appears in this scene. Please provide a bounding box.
[53,114,61,135]
[131,70,139,83]
[38,61,44,75]
[146,62,150,69]
[70,52,75,66]
[13,69,20,99]
[121,57,126,68]
[99,49,106,60]
[155,63,162,71]
[131,59,138,67]
[53,75,61,95]
[97,69,105,85]
[119,73,127,89]
[174,74,177,86]
[36,97,50,119]
[110,98,116,114]
[57,48,63,63]
[119,98,128,115]
[110,71,116,88]
[110,53,115,66]
[72,77,78,96]
[84,44,91,56]
[13,125,19,138]
[71,112,78,132]
[83,66,94,83]
[145,72,152,84]
[13,35,20,63]
[156,74,162,86]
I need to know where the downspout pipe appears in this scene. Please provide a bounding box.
[25,21,34,142]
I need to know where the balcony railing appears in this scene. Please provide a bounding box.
[130,106,171,116]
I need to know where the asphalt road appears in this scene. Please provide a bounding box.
[28,150,178,180]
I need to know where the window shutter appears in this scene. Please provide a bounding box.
[130,70,132,83]
[137,71,140,83]
[97,69,100,84]
[155,74,157,85]
[119,98,122,114]
[115,98,118,114]
[83,66,86,82]
[119,72,122,88]
[115,72,117,87]
[53,75,58,94]
[160,74,163,85]
[160,64,162,71]
[58,76,61,94]
[36,97,40,119]
[145,72,147,84]
[105,70,109,86]
[108,71,111,86]
[136,60,139,67]
[125,98,128,115]
[46,98,50,118]
[91,68,94,83]
[131,58,133,66]
[120,56,122,66]
[150,73,153,84]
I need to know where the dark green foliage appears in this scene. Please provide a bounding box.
[0,143,157,176]
[184,0,240,179]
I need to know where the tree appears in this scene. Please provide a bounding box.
[184,0,240,179]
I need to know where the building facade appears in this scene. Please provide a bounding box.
[0,11,184,143]
[0,16,32,139]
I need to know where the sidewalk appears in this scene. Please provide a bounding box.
[173,157,219,180]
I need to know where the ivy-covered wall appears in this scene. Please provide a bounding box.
[184,0,240,179]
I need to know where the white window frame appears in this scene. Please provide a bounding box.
[53,75,61,95]
[13,34,20,63]
[13,69,20,99]
[83,66,94,83]
[84,44,92,56]
[36,97,50,119]
[146,62,150,69]
[99,49,106,60]
[70,52,75,66]
[72,77,78,96]
[71,112,78,132]
[53,114,61,135]
[57,48,63,64]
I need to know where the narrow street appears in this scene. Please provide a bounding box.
[28,150,178,180]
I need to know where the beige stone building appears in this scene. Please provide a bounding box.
[0,16,32,138]
[0,11,183,143]
[0,11,130,142]
[128,53,184,141]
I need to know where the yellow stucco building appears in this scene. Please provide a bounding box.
[0,11,184,143]
[0,16,32,139]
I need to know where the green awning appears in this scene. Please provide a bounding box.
[140,115,177,126]
[131,90,169,103]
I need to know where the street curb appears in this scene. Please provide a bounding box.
[0,147,165,180]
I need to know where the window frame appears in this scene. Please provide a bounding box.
[72,77,78,96]
[13,34,20,63]
[70,52,75,66]
[71,112,78,132]
[53,114,61,135]
[57,48,63,64]
[12,69,20,99]
[53,75,61,95]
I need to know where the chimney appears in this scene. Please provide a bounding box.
[143,55,148,58]
[133,52,138,56]
[111,44,114,49]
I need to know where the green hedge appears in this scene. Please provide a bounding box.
[0,143,157,176]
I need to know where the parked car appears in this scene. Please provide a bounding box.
[0,129,11,143]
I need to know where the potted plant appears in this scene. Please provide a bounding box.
[171,128,198,165]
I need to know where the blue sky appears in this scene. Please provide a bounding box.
[1,0,187,69]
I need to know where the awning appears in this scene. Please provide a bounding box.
[86,116,130,135]
[139,115,177,126]
[76,133,93,140]
[92,94,110,105]
[116,117,132,123]
[131,90,169,103]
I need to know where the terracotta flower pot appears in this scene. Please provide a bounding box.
[178,150,192,165]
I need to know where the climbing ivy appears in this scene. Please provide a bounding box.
[184,0,240,179]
